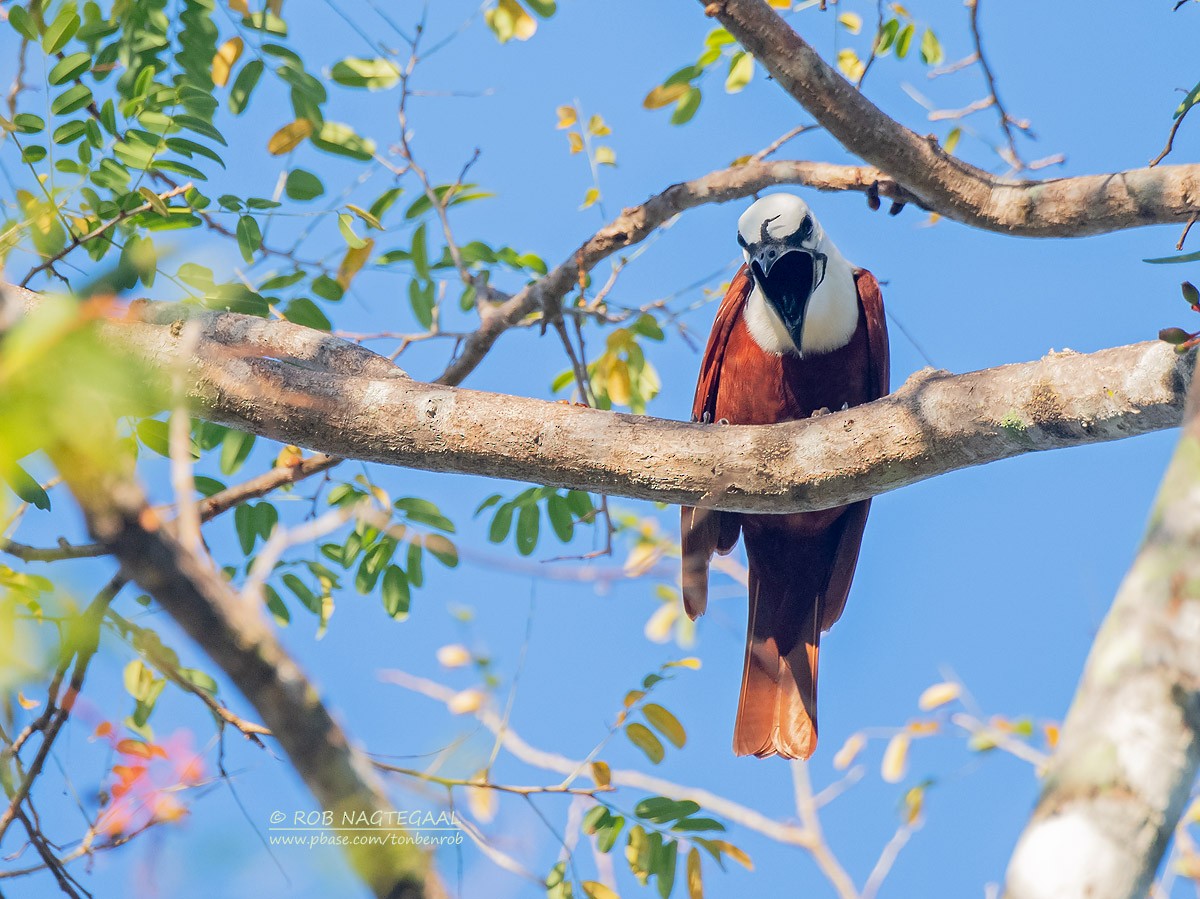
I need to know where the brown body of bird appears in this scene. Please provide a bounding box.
[681,194,889,760]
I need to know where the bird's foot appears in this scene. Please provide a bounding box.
[810,406,832,418]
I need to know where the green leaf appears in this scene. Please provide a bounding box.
[220,428,255,475]
[895,22,915,58]
[670,817,725,833]
[285,168,324,200]
[3,462,50,510]
[546,493,574,542]
[671,87,701,125]
[7,6,38,40]
[331,57,401,90]
[135,419,174,458]
[565,490,593,519]
[283,573,323,614]
[656,840,678,899]
[177,667,218,695]
[920,28,944,65]
[338,213,367,249]
[626,723,665,763]
[515,502,540,556]
[643,703,687,749]
[382,565,411,619]
[488,503,515,543]
[408,279,434,329]
[1146,250,1200,265]
[635,797,699,823]
[283,298,331,330]
[406,542,424,587]
[264,585,291,625]
[411,223,429,279]
[43,7,81,54]
[9,113,45,134]
[368,186,404,221]
[524,0,557,15]
[51,83,93,116]
[49,52,91,85]
[394,497,455,532]
[236,215,262,262]
[311,121,376,161]
[229,59,264,115]
[234,504,256,555]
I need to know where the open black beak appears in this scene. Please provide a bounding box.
[749,247,827,352]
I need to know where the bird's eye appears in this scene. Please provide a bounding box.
[736,233,749,250]
[800,216,813,238]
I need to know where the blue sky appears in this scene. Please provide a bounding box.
[3,1,1199,897]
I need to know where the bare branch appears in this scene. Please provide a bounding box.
[94,304,1196,514]
[695,0,1200,236]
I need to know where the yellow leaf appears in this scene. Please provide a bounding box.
[833,732,865,770]
[917,681,960,710]
[587,114,611,137]
[568,131,584,154]
[267,119,313,155]
[581,882,618,899]
[448,688,484,714]
[725,52,754,94]
[666,657,701,670]
[436,643,471,668]
[687,847,703,899]
[211,37,243,88]
[337,238,374,289]
[555,104,577,129]
[467,771,497,823]
[16,692,39,710]
[625,541,662,577]
[137,186,170,216]
[594,145,616,166]
[881,733,910,783]
[1043,721,1060,749]
[838,12,862,34]
[643,83,690,110]
[485,0,536,43]
[903,784,924,824]
[228,0,249,13]
[891,3,911,18]
[906,719,939,735]
[836,48,865,81]
[767,0,790,7]
[607,359,631,403]
[274,445,303,468]
[590,760,611,788]
[709,840,753,870]
[644,602,677,643]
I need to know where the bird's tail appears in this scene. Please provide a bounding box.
[733,520,839,760]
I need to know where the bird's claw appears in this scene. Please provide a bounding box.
[810,406,832,418]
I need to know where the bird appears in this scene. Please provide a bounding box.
[680,193,889,760]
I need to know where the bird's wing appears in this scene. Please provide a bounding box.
[819,268,891,631]
[681,266,753,619]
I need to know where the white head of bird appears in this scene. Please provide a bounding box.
[736,193,859,358]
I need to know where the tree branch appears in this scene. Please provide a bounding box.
[695,0,1200,236]
[101,305,1195,513]
[1002,361,1200,899]
[57,467,435,899]
[434,159,913,386]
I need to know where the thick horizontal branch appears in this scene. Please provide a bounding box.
[697,0,1200,236]
[87,302,1194,513]
[435,159,908,386]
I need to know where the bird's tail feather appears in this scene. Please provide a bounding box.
[733,548,823,760]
